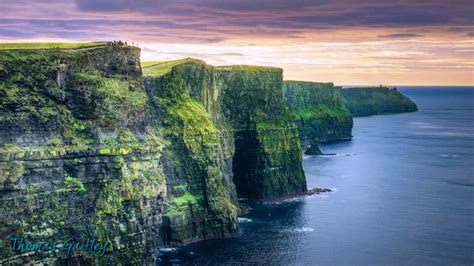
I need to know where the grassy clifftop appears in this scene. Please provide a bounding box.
[0,42,107,50]
[342,86,418,116]
[142,58,204,77]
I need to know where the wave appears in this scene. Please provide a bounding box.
[281,197,305,203]
[238,217,253,223]
[159,247,178,253]
[410,122,444,129]
[318,153,356,158]
[286,227,315,233]
[439,154,460,158]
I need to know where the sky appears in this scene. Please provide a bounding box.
[1,0,473,85]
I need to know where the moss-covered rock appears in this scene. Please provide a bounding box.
[0,43,166,265]
[342,86,418,116]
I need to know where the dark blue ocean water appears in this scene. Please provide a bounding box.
[159,87,474,265]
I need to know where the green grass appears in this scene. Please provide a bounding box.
[0,42,106,50]
[142,58,204,77]
[142,57,280,77]
[174,192,200,206]
[141,61,165,68]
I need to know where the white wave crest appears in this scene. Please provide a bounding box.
[159,247,178,253]
[238,217,253,223]
[439,154,460,158]
[319,153,355,158]
[293,227,315,232]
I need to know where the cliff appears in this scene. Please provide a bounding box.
[0,46,306,264]
[143,59,239,246]
[0,43,169,264]
[143,59,306,203]
[342,87,418,116]
[283,81,353,154]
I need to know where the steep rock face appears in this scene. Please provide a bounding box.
[144,60,239,246]
[0,44,166,264]
[283,81,353,154]
[215,66,305,200]
[342,87,418,116]
[144,60,306,203]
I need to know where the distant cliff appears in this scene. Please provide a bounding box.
[342,87,418,116]
[283,81,353,154]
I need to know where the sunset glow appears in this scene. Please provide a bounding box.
[1,0,473,85]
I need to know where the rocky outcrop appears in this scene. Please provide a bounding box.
[342,86,418,116]
[283,81,353,154]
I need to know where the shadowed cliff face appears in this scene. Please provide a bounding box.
[342,87,418,116]
[143,59,306,207]
[215,67,306,200]
[283,81,353,154]
[144,61,239,247]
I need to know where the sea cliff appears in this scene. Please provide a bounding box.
[0,43,166,264]
[0,46,305,264]
[283,81,353,154]
[0,43,418,264]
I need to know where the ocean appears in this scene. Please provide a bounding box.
[158,87,474,265]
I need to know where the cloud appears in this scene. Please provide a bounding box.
[75,0,135,11]
[221,52,244,56]
[379,33,421,38]
[1,0,473,85]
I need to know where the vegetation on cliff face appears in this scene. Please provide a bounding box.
[342,87,418,116]
[283,81,353,154]
[144,60,239,246]
[0,44,166,264]
[144,59,306,202]
[213,66,306,200]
